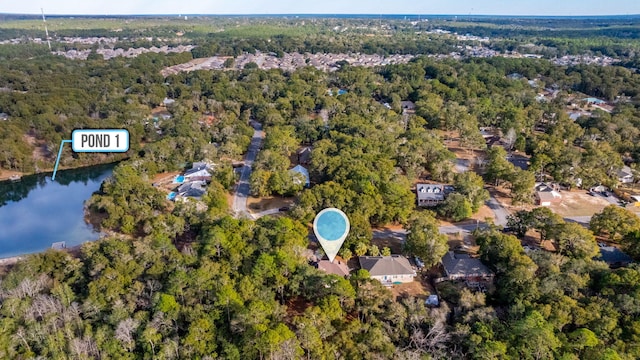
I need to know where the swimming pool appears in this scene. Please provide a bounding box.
[583,97,606,104]
[314,208,349,241]
[167,192,177,200]
[173,175,185,183]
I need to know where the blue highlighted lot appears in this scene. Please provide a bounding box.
[315,209,347,241]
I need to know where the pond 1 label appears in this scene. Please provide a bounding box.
[72,129,129,152]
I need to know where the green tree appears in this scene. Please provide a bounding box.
[554,222,599,259]
[510,311,561,360]
[485,146,514,186]
[454,171,490,213]
[439,193,473,222]
[509,169,535,205]
[590,205,640,241]
[404,211,448,267]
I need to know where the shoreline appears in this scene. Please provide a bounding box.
[0,158,127,182]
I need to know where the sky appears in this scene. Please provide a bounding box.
[2,0,640,16]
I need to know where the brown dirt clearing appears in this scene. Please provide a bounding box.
[389,277,436,301]
[247,196,295,212]
[550,190,612,217]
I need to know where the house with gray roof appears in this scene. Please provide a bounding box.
[617,166,634,184]
[598,246,633,268]
[441,252,494,281]
[177,181,207,199]
[416,184,446,207]
[359,255,416,286]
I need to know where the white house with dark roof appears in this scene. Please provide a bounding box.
[617,166,634,184]
[441,252,493,281]
[184,162,212,182]
[416,184,446,207]
[359,255,416,286]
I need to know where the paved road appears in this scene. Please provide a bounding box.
[232,122,264,217]
[486,195,510,226]
[372,195,510,242]
[508,154,529,170]
[564,216,592,225]
[455,159,470,173]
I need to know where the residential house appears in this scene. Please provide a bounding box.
[184,162,212,182]
[317,259,349,277]
[177,181,207,198]
[359,255,417,286]
[296,147,312,165]
[400,100,416,111]
[416,184,446,207]
[290,165,310,187]
[425,294,439,307]
[618,166,634,184]
[598,246,633,268]
[441,251,494,281]
[535,182,562,206]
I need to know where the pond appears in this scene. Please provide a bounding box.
[0,163,114,258]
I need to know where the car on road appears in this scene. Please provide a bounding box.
[278,206,290,212]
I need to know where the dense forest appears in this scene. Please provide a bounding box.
[2,16,640,359]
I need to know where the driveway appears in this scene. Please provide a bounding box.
[564,216,592,226]
[232,121,264,217]
[251,207,280,220]
[455,158,470,173]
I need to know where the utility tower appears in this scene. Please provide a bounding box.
[41,8,52,51]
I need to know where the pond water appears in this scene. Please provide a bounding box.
[0,163,114,258]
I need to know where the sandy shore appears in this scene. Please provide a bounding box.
[0,169,24,181]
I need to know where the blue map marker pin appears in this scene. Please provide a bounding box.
[313,208,350,263]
